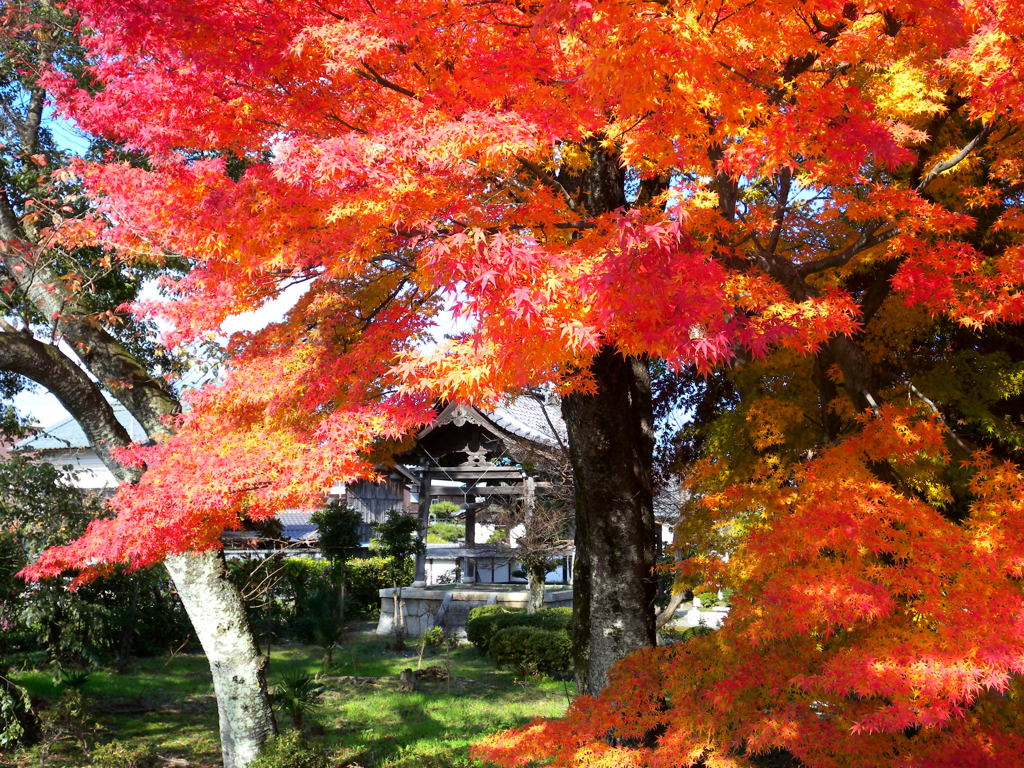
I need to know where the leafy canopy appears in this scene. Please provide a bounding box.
[17,0,1024,765]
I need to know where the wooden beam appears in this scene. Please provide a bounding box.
[427,485,524,497]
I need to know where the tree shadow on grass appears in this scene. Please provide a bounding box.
[323,676,560,768]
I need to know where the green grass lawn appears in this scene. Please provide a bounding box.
[3,625,572,768]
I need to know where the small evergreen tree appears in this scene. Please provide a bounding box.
[310,498,362,655]
[372,509,424,650]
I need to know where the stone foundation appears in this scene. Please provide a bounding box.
[376,586,573,638]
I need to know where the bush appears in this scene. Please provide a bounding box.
[91,739,160,768]
[226,557,329,641]
[228,554,414,638]
[694,588,732,610]
[426,522,463,543]
[37,689,96,759]
[659,624,715,645]
[250,731,330,768]
[272,670,324,731]
[466,606,571,654]
[489,626,572,680]
[465,605,522,651]
[345,555,414,618]
[0,671,37,747]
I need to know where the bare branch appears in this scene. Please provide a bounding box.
[907,382,971,455]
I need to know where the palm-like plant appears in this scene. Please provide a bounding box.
[271,671,324,732]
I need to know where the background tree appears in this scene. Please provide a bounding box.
[308,499,362,667]
[312,498,361,617]
[0,455,196,670]
[373,509,424,651]
[0,3,274,764]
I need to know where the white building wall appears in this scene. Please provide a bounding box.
[40,449,120,490]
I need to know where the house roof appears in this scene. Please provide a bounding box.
[16,403,147,451]
[277,509,318,541]
[222,509,319,546]
[489,393,567,450]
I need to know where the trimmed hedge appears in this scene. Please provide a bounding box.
[345,555,414,618]
[490,626,572,680]
[465,605,573,680]
[465,605,522,651]
[466,606,571,654]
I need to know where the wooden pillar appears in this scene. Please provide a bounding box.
[464,505,476,547]
[413,469,431,585]
[463,502,477,584]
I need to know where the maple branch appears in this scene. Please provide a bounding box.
[551,220,596,230]
[906,93,969,188]
[859,259,901,326]
[907,381,971,456]
[325,112,368,134]
[655,587,688,629]
[916,123,995,193]
[716,60,771,94]
[527,388,568,457]
[355,61,420,101]
[0,331,140,482]
[0,203,181,435]
[796,224,894,276]
[514,155,580,214]
[765,167,792,256]
[708,0,758,33]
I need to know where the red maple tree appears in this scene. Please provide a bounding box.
[22,0,1024,764]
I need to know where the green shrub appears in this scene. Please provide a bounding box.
[229,554,412,634]
[659,624,715,645]
[694,588,732,610]
[426,521,463,543]
[37,689,96,758]
[465,605,522,651]
[226,557,331,641]
[91,739,160,768]
[272,670,324,731]
[489,626,572,680]
[466,606,571,654]
[250,731,330,768]
[0,671,36,748]
[694,591,719,609]
[345,555,414,618]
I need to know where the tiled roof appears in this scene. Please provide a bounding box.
[16,403,147,451]
[277,509,318,541]
[489,393,567,449]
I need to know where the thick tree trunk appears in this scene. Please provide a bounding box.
[165,551,275,768]
[562,347,657,695]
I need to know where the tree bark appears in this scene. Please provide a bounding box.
[526,560,546,615]
[562,347,657,695]
[165,551,275,768]
[523,476,544,615]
